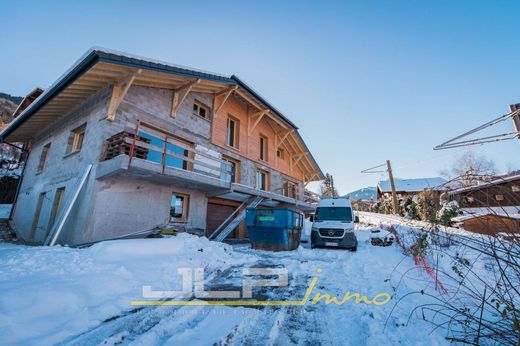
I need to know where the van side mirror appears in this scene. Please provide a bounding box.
[354,216,360,223]
[309,215,314,222]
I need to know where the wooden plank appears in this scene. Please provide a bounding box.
[171,79,200,117]
[107,69,142,121]
[248,109,269,135]
[123,138,222,171]
[213,85,238,118]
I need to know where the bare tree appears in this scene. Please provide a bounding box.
[441,151,497,187]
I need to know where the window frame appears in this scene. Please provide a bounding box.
[255,169,269,191]
[259,134,268,162]
[226,116,240,149]
[66,123,87,155]
[47,187,66,236]
[193,100,210,120]
[170,192,190,222]
[37,143,51,173]
[276,148,285,160]
[221,156,240,183]
[30,192,46,238]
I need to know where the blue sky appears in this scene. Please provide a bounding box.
[1,1,519,194]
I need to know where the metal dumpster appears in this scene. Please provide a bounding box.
[245,208,304,251]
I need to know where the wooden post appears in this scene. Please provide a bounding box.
[386,160,399,214]
[128,121,140,168]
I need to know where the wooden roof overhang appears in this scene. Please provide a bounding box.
[0,48,324,182]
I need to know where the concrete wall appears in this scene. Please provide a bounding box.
[12,83,306,245]
[90,178,207,241]
[12,88,111,244]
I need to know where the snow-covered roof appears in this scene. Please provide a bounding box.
[377,177,448,193]
[448,173,520,195]
[452,212,520,222]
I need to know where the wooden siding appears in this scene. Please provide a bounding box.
[458,215,520,235]
[451,179,520,208]
[211,95,304,182]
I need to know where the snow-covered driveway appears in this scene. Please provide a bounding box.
[0,225,448,345]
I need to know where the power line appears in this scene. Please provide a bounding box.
[434,106,520,151]
[360,162,387,174]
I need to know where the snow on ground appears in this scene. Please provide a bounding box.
[0,225,455,345]
[0,234,255,345]
[0,204,12,219]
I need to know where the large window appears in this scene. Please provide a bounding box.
[37,143,51,172]
[256,169,269,191]
[170,193,189,222]
[259,135,268,162]
[66,123,86,154]
[226,116,239,149]
[138,125,191,170]
[315,207,353,222]
[221,157,239,183]
[193,101,210,119]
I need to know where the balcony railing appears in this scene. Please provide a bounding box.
[103,124,234,183]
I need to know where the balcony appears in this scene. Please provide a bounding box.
[96,126,315,212]
[96,129,233,192]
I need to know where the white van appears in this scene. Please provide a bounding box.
[311,197,358,250]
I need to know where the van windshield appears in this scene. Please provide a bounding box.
[315,207,353,222]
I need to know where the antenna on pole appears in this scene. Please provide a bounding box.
[433,105,520,150]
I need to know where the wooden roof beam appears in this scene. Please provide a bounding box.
[171,79,200,118]
[248,109,270,135]
[107,69,142,121]
[276,129,294,150]
[213,85,238,118]
[292,152,308,167]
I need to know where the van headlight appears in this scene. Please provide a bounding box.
[311,227,318,232]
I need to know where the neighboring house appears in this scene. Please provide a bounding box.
[447,174,520,210]
[376,177,448,200]
[447,174,520,235]
[0,47,324,246]
[451,212,520,235]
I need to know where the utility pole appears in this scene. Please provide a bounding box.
[386,160,399,214]
[510,103,520,143]
[361,160,399,214]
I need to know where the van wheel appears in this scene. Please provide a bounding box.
[351,243,357,252]
[311,242,315,249]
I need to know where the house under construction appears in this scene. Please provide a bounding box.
[0,48,324,245]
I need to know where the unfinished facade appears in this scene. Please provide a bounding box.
[0,48,323,245]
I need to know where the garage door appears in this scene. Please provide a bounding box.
[206,203,238,239]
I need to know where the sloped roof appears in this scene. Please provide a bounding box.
[448,173,520,195]
[377,177,448,193]
[0,47,324,180]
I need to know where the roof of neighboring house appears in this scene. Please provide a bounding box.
[452,211,520,223]
[0,47,324,180]
[12,87,44,118]
[448,173,520,195]
[377,177,448,194]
